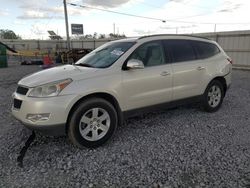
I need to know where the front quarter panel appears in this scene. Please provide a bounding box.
[60,68,124,115]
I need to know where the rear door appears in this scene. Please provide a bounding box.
[163,39,206,100]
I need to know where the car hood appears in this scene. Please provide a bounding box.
[18,65,99,87]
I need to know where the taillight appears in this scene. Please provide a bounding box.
[227,58,233,64]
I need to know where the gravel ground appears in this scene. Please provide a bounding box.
[0,63,250,188]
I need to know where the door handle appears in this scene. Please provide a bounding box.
[197,66,205,71]
[160,71,170,76]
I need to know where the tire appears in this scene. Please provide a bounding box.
[68,98,118,148]
[202,80,224,112]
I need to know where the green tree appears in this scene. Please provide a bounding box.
[0,29,22,39]
[85,34,93,39]
[93,32,97,39]
[98,34,106,39]
[109,33,126,38]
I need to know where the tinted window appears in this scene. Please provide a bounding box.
[164,40,196,63]
[192,41,220,59]
[128,41,166,67]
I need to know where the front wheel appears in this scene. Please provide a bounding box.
[202,80,224,112]
[68,98,118,148]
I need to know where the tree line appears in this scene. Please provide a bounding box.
[0,29,22,39]
[0,29,126,40]
[73,32,126,40]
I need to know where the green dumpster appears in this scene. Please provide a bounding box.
[0,43,7,68]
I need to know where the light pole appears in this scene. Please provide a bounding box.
[63,0,70,50]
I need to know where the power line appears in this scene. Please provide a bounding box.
[68,2,250,26]
[172,12,211,20]
[75,0,212,21]
[133,0,212,11]
[132,0,245,23]
[68,3,166,23]
[131,0,213,22]
[166,19,250,25]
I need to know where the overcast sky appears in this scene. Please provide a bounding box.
[1,0,250,39]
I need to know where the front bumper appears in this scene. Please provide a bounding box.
[15,120,65,136]
[11,92,76,136]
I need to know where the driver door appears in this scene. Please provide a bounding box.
[121,41,173,111]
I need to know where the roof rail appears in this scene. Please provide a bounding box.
[138,34,211,40]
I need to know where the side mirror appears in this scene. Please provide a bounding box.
[127,59,144,69]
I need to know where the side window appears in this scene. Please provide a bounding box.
[128,41,166,67]
[192,41,220,59]
[164,40,196,63]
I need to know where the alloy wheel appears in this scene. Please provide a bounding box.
[79,108,110,141]
[207,85,222,108]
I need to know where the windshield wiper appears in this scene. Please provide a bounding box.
[75,63,94,68]
[96,48,108,53]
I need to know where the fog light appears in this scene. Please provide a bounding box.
[26,113,50,122]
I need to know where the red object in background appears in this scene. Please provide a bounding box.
[42,55,54,69]
[43,56,53,65]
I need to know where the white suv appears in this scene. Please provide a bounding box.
[12,35,232,148]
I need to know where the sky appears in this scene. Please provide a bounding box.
[0,0,250,39]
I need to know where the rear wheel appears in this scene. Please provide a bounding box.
[202,80,224,112]
[68,98,118,148]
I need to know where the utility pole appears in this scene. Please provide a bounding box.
[63,0,70,50]
[214,24,217,33]
[113,23,116,35]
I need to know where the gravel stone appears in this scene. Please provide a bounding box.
[0,62,250,187]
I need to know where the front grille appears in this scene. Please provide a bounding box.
[13,99,22,109]
[16,86,29,95]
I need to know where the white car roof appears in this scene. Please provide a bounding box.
[114,34,213,44]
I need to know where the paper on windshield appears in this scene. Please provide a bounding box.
[110,49,124,56]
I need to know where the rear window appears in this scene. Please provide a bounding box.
[192,41,220,59]
[163,40,196,63]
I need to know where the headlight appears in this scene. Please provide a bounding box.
[28,78,72,97]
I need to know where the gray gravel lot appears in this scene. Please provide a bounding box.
[0,63,250,188]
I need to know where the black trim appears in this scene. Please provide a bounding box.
[13,99,22,109]
[123,95,203,119]
[23,122,65,136]
[223,72,230,77]
[16,86,29,95]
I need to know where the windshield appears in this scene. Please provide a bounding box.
[75,41,135,68]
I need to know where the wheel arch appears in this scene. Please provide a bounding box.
[206,76,227,96]
[66,92,123,133]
